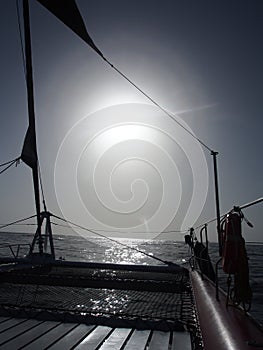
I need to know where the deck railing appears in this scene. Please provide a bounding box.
[0,243,31,260]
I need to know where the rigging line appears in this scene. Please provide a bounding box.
[0,214,37,231]
[102,57,213,153]
[189,197,263,232]
[0,157,20,168]
[52,213,175,266]
[51,221,187,234]
[0,231,35,235]
[16,0,26,78]
[153,230,187,240]
[0,223,36,226]
[179,212,230,234]
[176,214,225,234]
[0,159,19,175]
[193,217,219,231]
[38,162,47,211]
[50,221,186,234]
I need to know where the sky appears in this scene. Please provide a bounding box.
[0,0,262,242]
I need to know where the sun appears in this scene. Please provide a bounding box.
[93,123,153,152]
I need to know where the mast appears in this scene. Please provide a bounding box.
[23,0,43,254]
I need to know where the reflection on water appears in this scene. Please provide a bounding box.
[72,287,182,320]
[102,239,186,265]
[89,291,128,314]
[75,289,129,315]
[103,243,146,264]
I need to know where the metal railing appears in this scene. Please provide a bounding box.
[0,243,31,260]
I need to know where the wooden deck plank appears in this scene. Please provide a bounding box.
[0,317,191,350]
[98,328,132,350]
[171,331,192,350]
[47,324,95,350]
[0,319,41,346]
[20,322,77,350]
[74,326,112,350]
[148,331,170,350]
[1,319,58,350]
[123,329,151,350]
[0,317,11,324]
[0,317,26,333]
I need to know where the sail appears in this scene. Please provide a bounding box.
[21,126,37,168]
[37,0,103,58]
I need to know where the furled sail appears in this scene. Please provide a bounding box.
[37,0,104,58]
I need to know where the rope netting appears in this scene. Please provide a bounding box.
[0,267,197,331]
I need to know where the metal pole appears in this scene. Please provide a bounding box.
[239,197,263,211]
[211,151,222,255]
[23,0,43,254]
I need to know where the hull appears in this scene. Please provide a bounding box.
[191,270,263,349]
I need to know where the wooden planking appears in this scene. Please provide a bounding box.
[171,331,192,350]
[123,329,151,350]
[0,317,11,324]
[0,320,59,350]
[0,317,27,333]
[0,319,41,346]
[98,328,132,350]
[20,322,77,350]
[0,317,191,350]
[74,326,112,350]
[47,324,95,350]
[148,330,170,350]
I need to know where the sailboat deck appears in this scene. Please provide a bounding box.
[0,316,192,350]
[0,262,196,329]
[0,263,198,348]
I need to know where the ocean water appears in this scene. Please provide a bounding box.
[0,232,262,326]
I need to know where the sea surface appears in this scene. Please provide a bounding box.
[0,232,262,326]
